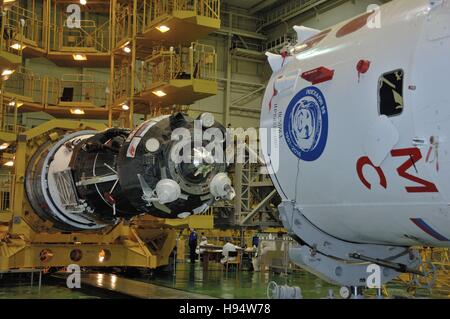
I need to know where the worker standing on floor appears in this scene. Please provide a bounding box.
[189,229,198,264]
[196,236,208,257]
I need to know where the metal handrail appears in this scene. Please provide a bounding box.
[52,19,110,52]
[140,42,216,89]
[141,0,220,32]
[0,7,24,56]
[50,75,109,107]
[6,3,43,48]
[0,174,14,212]
[0,101,20,134]
[174,0,220,19]
[115,3,132,46]
[3,66,40,101]
[2,68,109,109]
[112,42,216,105]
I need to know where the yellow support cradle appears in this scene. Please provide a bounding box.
[0,119,214,271]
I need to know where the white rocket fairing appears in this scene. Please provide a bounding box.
[261,0,450,286]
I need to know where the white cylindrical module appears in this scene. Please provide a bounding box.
[26,131,108,231]
[260,0,450,247]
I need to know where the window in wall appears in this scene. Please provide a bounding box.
[378,69,404,117]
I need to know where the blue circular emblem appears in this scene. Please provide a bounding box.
[284,86,328,162]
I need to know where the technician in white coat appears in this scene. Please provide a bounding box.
[196,236,208,256]
[220,239,241,264]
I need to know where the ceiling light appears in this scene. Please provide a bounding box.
[2,69,15,77]
[73,54,87,61]
[80,0,87,5]
[10,43,25,50]
[121,104,129,111]
[8,101,23,107]
[70,109,85,115]
[156,25,170,33]
[123,46,131,54]
[0,143,10,150]
[152,90,167,97]
[4,161,14,167]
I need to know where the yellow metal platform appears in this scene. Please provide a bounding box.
[138,0,220,46]
[140,79,217,106]
[0,51,22,72]
[139,15,220,47]
[46,52,111,68]
[21,42,46,59]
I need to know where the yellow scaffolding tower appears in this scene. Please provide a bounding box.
[0,2,23,75]
[0,0,221,272]
[0,0,221,127]
[397,248,450,297]
[110,0,221,128]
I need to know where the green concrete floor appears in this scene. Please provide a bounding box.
[143,262,443,299]
[0,262,447,299]
[0,285,99,299]
[146,263,338,299]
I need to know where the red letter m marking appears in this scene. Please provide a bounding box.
[391,148,438,193]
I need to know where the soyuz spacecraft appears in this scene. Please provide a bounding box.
[26,113,234,231]
[261,0,450,288]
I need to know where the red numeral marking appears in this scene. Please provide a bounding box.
[356,148,438,193]
[390,148,438,193]
[356,157,387,190]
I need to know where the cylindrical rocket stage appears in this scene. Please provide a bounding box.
[25,113,234,231]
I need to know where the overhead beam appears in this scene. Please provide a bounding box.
[216,28,268,41]
[249,0,278,15]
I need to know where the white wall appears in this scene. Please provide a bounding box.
[266,0,386,41]
[186,33,265,129]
